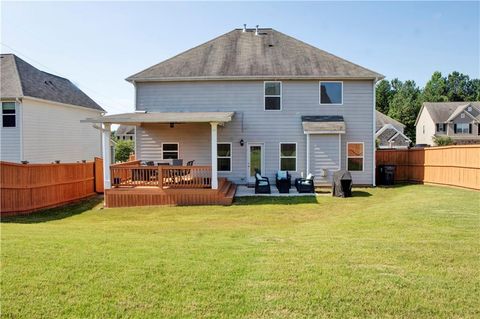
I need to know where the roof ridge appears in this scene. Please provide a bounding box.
[126,29,238,81]
[274,29,384,79]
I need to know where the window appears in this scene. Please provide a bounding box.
[264,81,281,110]
[217,143,232,172]
[279,143,296,171]
[2,102,16,127]
[320,82,343,105]
[162,143,179,159]
[455,123,469,134]
[436,123,446,132]
[347,143,364,171]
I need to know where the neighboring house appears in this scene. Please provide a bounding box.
[415,102,480,146]
[114,125,135,141]
[87,26,383,196]
[375,111,411,149]
[0,54,105,163]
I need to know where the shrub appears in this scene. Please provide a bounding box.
[115,140,134,162]
[433,136,454,146]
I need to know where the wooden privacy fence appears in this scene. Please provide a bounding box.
[376,145,480,190]
[1,158,104,215]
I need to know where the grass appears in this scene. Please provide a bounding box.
[1,185,479,318]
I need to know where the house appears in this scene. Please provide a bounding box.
[114,125,135,141]
[415,102,480,146]
[375,111,411,149]
[0,54,105,163]
[84,27,383,206]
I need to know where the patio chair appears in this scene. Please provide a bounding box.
[295,174,315,193]
[275,170,291,193]
[254,168,271,194]
[186,160,195,166]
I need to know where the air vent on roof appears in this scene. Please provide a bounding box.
[255,25,259,36]
[268,44,274,47]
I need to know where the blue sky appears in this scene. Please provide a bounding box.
[1,1,478,114]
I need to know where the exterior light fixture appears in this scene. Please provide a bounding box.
[239,139,244,146]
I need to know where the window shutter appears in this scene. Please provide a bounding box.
[436,123,439,132]
[443,123,447,131]
[469,123,472,134]
[454,123,457,133]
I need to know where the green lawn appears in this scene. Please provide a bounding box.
[1,185,479,318]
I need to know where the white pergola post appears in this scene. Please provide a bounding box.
[210,122,218,189]
[306,133,310,175]
[102,123,112,189]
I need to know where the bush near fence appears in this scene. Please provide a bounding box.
[376,145,480,190]
[1,158,104,215]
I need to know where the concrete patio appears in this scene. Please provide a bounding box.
[235,185,331,197]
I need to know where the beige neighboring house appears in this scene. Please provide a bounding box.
[114,125,135,141]
[375,111,411,149]
[0,54,105,163]
[415,102,480,146]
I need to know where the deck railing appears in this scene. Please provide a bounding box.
[110,163,212,189]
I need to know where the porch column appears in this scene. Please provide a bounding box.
[210,122,218,189]
[102,123,112,189]
[306,133,310,175]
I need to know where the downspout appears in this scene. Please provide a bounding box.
[16,98,24,162]
[372,78,378,187]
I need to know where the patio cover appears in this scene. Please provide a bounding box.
[82,111,235,125]
[302,115,346,134]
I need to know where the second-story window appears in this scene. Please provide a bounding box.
[2,102,16,128]
[320,81,343,105]
[264,81,281,111]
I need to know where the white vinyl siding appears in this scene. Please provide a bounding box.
[22,98,102,163]
[0,100,21,162]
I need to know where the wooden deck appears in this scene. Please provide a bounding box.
[104,178,236,208]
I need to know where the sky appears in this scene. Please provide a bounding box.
[1,1,479,114]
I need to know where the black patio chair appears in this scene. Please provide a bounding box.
[254,168,271,194]
[275,170,291,193]
[186,160,195,166]
[295,174,315,193]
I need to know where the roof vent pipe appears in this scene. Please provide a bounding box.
[255,25,259,35]
[242,24,247,32]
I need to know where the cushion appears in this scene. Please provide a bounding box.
[277,171,287,180]
[255,173,263,180]
[306,173,314,180]
[301,180,312,185]
[258,181,269,186]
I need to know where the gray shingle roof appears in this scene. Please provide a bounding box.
[376,110,405,132]
[127,28,384,82]
[0,54,104,111]
[416,102,480,125]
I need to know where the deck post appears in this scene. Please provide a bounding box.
[102,123,112,189]
[210,122,218,189]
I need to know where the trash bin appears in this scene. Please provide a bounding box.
[332,170,352,197]
[378,165,395,185]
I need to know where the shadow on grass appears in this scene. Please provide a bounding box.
[233,196,319,205]
[1,196,103,224]
[351,191,372,197]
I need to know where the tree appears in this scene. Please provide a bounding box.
[446,71,471,101]
[388,80,421,143]
[115,140,134,163]
[375,80,392,114]
[421,71,448,102]
[467,79,480,101]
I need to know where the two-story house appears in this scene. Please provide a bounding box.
[415,102,480,146]
[375,111,411,149]
[85,27,383,207]
[1,54,105,163]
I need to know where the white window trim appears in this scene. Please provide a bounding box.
[319,81,343,106]
[161,142,179,160]
[2,101,17,129]
[217,142,232,172]
[264,81,282,111]
[346,142,364,172]
[279,142,297,172]
[455,123,470,134]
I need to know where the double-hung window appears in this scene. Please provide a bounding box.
[2,102,16,127]
[320,81,343,105]
[455,123,469,134]
[279,143,296,171]
[217,143,232,172]
[264,81,281,110]
[347,143,364,171]
[162,143,179,159]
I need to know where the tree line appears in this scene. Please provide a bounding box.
[376,71,480,143]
